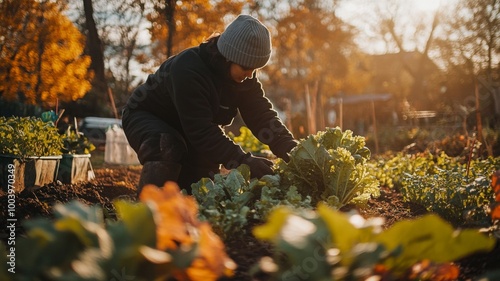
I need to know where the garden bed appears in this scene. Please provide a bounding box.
[0,165,498,280]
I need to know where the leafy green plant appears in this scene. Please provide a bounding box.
[253,178,312,221]
[227,126,272,158]
[61,126,96,154]
[0,116,63,158]
[368,151,449,189]
[191,167,254,240]
[400,156,500,227]
[253,204,496,281]
[368,151,500,227]
[278,127,380,208]
[191,165,311,240]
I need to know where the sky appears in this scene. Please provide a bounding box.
[129,0,459,81]
[335,0,458,54]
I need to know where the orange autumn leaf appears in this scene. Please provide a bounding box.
[491,170,500,194]
[410,260,459,281]
[139,181,236,281]
[180,223,237,281]
[140,182,199,249]
[373,263,388,275]
[433,263,460,281]
[492,203,500,221]
[490,171,500,221]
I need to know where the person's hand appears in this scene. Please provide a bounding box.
[241,154,274,179]
[276,139,298,163]
[280,141,296,162]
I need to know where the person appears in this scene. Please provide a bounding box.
[122,14,298,195]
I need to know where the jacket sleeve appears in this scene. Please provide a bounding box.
[237,76,297,160]
[169,54,247,167]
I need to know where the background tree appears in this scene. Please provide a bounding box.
[146,0,249,67]
[99,0,150,111]
[164,0,175,58]
[352,0,444,110]
[83,0,106,93]
[0,0,92,108]
[75,0,111,116]
[434,0,499,153]
[65,0,150,116]
[257,0,359,133]
[436,0,499,111]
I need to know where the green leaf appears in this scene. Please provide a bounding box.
[18,219,88,278]
[114,200,156,247]
[316,203,362,257]
[237,163,251,180]
[288,135,332,194]
[53,200,104,225]
[375,214,496,272]
[253,206,293,241]
[223,168,246,194]
[54,217,99,247]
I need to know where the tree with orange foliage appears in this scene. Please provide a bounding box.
[264,0,361,133]
[272,3,355,93]
[0,0,92,108]
[143,0,249,68]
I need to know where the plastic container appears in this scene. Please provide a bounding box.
[104,125,140,165]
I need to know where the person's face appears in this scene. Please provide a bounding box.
[230,63,256,83]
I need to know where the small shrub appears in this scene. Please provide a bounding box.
[60,126,96,154]
[0,116,63,158]
[377,153,500,227]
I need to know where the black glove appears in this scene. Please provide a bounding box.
[241,153,274,179]
[272,139,299,163]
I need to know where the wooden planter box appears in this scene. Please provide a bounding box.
[58,154,95,184]
[0,155,62,193]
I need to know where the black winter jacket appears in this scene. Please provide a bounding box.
[126,40,296,167]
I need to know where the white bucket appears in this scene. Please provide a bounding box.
[104,125,140,165]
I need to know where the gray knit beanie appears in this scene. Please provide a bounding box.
[217,15,271,69]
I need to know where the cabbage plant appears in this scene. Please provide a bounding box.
[278,127,380,208]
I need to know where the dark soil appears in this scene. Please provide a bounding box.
[1,166,499,280]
